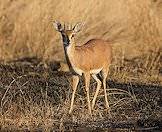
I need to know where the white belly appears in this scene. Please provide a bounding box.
[73,66,102,76]
[90,68,102,74]
[73,67,83,76]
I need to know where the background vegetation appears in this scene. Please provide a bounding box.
[0,0,161,61]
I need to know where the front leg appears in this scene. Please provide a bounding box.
[69,75,79,114]
[84,72,92,116]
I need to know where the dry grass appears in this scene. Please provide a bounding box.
[0,60,161,131]
[112,49,162,85]
[0,0,161,84]
[0,0,162,62]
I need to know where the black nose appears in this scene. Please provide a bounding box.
[67,38,70,44]
[63,37,70,46]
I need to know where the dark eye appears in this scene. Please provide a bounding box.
[71,34,74,38]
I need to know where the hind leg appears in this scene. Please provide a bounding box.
[102,66,111,115]
[92,74,102,110]
[83,72,92,116]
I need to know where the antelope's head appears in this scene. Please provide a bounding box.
[53,21,83,46]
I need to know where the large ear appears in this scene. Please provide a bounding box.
[53,20,63,32]
[73,22,84,33]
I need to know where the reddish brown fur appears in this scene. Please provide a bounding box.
[68,39,112,72]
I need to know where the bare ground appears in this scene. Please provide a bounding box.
[0,58,161,131]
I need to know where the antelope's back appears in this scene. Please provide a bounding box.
[75,39,112,69]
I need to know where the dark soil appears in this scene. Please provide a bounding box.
[0,61,162,131]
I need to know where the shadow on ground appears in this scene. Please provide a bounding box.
[0,58,161,131]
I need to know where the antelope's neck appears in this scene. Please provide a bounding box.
[66,40,75,57]
[64,40,76,71]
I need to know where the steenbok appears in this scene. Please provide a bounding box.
[53,21,112,116]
